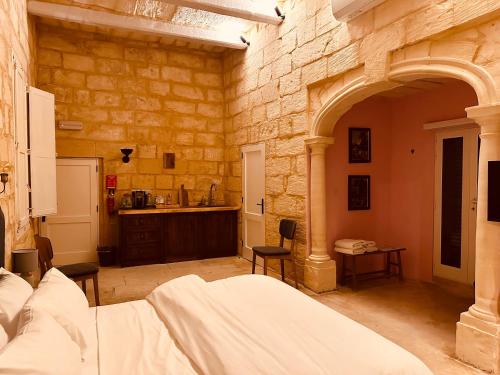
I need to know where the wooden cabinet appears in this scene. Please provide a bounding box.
[119,210,238,267]
[119,214,163,267]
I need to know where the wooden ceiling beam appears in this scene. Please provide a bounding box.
[162,0,283,25]
[27,1,248,50]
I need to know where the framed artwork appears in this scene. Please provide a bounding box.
[348,175,370,211]
[349,128,371,163]
[488,161,500,222]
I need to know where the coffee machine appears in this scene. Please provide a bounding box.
[132,190,147,209]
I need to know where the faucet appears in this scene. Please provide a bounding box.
[208,183,217,206]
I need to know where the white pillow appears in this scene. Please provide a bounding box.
[0,268,33,339]
[0,309,81,375]
[24,267,92,360]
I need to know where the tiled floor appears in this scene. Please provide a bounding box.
[90,256,483,375]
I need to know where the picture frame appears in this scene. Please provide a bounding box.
[488,161,500,222]
[349,128,371,163]
[348,175,370,211]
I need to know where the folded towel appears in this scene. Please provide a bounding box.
[334,247,366,255]
[364,245,378,252]
[364,241,376,248]
[334,239,366,249]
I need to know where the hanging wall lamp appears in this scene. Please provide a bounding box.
[0,173,8,194]
[120,148,133,163]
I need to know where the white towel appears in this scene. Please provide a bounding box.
[334,239,366,250]
[334,247,366,255]
[364,246,378,252]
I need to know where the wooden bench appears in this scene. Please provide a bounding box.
[339,247,406,289]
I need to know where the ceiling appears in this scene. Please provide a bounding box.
[29,0,283,51]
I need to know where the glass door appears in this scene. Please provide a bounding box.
[433,128,479,284]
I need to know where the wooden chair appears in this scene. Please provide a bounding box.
[252,219,298,288]
[35,235,100,306]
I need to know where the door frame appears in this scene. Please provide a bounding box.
[241,143,266,263]
[433,127,479,284]
[40,157,99,264]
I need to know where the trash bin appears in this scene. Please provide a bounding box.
[97,246,116,267]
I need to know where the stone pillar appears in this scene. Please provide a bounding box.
[456,104,500,373]
[304,136,336,293]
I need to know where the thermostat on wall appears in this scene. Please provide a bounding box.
[58,120,83,130]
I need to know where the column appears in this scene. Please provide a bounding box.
[456,104,500,373]
[304,136,336,293]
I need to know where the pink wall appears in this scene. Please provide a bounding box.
[325,80,478,282]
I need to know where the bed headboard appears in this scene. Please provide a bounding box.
[0,206,4,268]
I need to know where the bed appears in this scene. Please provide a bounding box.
[0,268,433,374]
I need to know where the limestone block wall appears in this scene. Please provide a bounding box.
[36,23,225,246]
[223,0,500,280]
[0,0,37,269]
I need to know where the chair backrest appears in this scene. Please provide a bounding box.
[34,235,54,278]
[279,219,297,248]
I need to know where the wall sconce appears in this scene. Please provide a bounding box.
[121,148,133,163]
[0,173,8,194]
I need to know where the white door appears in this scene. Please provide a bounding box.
[41,158,99,265]
[433,128,479,284]
[242,143,265,262]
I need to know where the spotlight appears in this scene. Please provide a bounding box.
[275,6,285,20]
[240,35,250,46]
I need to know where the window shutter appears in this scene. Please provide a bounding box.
[14,65,29,231]
[28,87,57,217]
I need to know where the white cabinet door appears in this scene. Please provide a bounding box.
[29,87,56,217]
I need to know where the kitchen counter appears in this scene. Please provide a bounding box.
[118,205,240,215]
[118,206,239,267]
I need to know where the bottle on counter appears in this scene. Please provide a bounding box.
[179,185,189,207]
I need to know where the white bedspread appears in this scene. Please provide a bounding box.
[96,299,197,375]
[147,274,433,375]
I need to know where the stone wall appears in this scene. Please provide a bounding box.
[223,0,500,280]
[36,23,226,246]
[0,0,37,269]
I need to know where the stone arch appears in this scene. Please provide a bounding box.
[303,55,500,372]
[311,57,499,137]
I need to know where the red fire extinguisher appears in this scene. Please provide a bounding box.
[106,175,117,214]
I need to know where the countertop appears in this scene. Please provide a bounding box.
[118,205,241,215]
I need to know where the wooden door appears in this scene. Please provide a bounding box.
[41,158,99,264]
[241,143,265,262]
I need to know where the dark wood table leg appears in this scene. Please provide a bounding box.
[341,254,346,285]
[397,250,403,281]
[352,256,358,289]
[385,252,390,278]
[252,252,256,274]
[280,259,285,281]
[93,274,100,306]
[81,279,86,295]
[263,256,268,275]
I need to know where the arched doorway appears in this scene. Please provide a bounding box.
[305,57,500,372]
